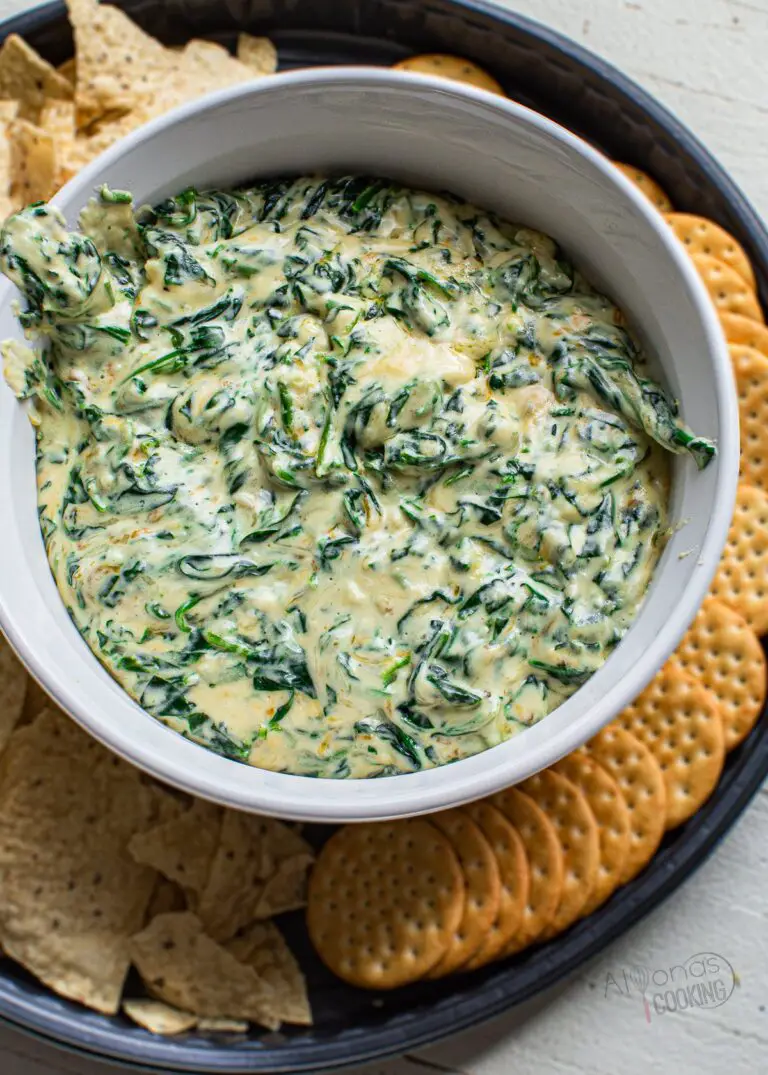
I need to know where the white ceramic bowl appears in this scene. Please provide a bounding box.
[0,69,738,822]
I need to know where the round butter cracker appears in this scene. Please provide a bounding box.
[426,808,501,978]
[617,665,725,829]
[730,343,768,399]
[461,802,529,969]
[710,483,768,635]
[393,53,504,95]
[492,786,564,954]
[665,213,755,289]
[732,347,768,491]
[613,163,672,211]
[520,769,599,938]
[670,596,766,751]
[691,253,763,322]
[307,819,463,989]
[720,312,768,354]
[584,725,666,884]
[554,750,630,917]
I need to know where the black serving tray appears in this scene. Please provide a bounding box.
[1,1,767,1071]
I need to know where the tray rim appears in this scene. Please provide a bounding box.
[0,0,766,1071]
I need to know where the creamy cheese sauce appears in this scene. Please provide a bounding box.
[1,178,715,777]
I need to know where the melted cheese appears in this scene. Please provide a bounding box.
[0,177,715,778]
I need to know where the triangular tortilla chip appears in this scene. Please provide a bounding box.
[145,877,188,921]
[10,119,57,204]
[236,34,277,76]
[0,633,26,754]
[60,35,255,173]
[0,35,72,122]
[252,851,314,919]
[123,997,197,1035]
[128,797,223,898]
[63,110,147,177]
[227,922,312,1026]
[123,997,248,1035]
[175,39,255,88]
[130,912,278,1026]
[148,39,255,118]
[58,58,76,85]
[39,99,77,187]
[196,813,314,942]
[0,709,158,1013]
[196,1017,249,1032]
[66,0,176,118]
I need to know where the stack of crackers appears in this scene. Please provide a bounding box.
[0,0,277,216]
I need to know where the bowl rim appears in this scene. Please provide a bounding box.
[0,65,739,821]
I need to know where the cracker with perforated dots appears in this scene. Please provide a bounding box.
[519,769,599,938]
[710,483,768,635]
[691,253,763,321]
[554,751,630,916]
[462,801,529,969]
[669,596,766,751]
[307,819,464,989]
[617,665,725,829]
[613,163,672,211]
[721,312,768,352]
[730,344,768,491]
[665,213,755,289]
[426,808,501,978]
[393,53,504,95]
[492,786,564,953]
[584,726,666,883]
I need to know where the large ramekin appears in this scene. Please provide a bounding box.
[0,69,738,821]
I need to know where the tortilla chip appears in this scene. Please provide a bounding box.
[227,922,312,1026]
[21,674,50,725]
[130,912,277,1026]
[0,102,17,213]
[253,851,314,919]
[145,877,188,921]
[58,58,76,85]
[197,1017,249,1032]
[123,997,197,1035]
[0,35,72,122]
[63,110,143,177]
[0,633,26,754]
[196,813,314,942]
[38,98,77,188]
[178,39,255,84]
[10,120,57,204]
[123,997,248,1035]
[236,34,278,76]
[67,0,176,118]
[0,709,158,1013]
[128,797,223,897]
[148,39,254,117]
[39,98,75,141]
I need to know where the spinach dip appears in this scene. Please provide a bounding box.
[0,177,715,778]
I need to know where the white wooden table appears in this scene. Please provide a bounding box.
[2,0,768,1072]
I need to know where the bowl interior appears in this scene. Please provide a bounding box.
[0,69,738,820]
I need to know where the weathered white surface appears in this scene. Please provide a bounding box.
[0,0,766,1072]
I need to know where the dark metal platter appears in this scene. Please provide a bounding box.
[1,0,766,1071]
